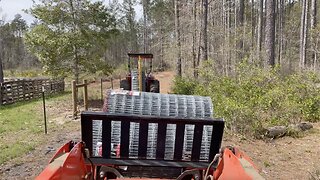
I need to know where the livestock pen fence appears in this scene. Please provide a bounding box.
[0,78,65,105]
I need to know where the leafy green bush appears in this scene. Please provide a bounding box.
[172,63,320,136]
[172,77,198,95]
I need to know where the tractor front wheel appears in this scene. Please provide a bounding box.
[150,80,160,93]
[120,80,130,90]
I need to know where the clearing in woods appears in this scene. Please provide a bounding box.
[0,71,319,180]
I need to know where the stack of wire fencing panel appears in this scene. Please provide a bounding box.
[130,69,145,91]
[93,89,214,161]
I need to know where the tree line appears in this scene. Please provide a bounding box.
[0,14,39,81]
[173,0,319,77]
[0,0,319,83]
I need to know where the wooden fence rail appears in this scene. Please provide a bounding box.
[0,78,64,105]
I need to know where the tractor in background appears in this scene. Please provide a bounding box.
[120,53,160,93]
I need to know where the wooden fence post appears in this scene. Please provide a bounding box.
[62,78,65,91]
[100,78,103,100]
[83,80,88,111]
[22,80,26,100]
[72,80,77,117]
[111,77,114,89]
[0,83,2,106]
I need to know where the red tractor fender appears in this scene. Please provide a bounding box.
[36,142,91,180]
[214,147,264,180]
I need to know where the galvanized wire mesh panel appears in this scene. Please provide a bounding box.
[200,125,213,161]
[94,90,214,160]
[131,70,139,91]
[103,90,213,118]
[164,124,176,160]
[93,120,102,156]
[182,125,195,160]
[129,122,139,158]
[131,70,145,91]
[147,123,158,159]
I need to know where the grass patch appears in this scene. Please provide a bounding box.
[0,92,71,165]
[0,141,35,165]
[0,84,102,165]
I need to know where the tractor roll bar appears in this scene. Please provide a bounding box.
[127,53,153,74]
[128,53,153,59]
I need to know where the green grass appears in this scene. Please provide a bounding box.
[0,141,36,165]
[0,79,108,165]
[0,92,71,165]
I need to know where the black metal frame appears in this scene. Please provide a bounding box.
[81,112,224,169]
[127,53,153,59]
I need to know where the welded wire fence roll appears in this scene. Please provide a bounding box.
[103,91,213,118]
[131,69,145,91]
[93,90,214,161]
[130,70,139,91]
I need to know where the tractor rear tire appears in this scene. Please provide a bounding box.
[150,80,160,93]
[120,80,130,90]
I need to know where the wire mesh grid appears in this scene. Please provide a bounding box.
[94,90,214,161]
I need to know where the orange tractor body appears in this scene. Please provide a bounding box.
[37,112,264,180]
[37,142,262,180]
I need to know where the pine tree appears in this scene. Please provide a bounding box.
[175,0,182,76]
[265,0,276,67]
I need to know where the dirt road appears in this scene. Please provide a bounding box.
[225,125,320,179]
[0,71,319,179]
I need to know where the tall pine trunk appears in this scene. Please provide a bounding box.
[192,0,198,78]
[277,0,284,65]
[300,0,309,69]
[237,0,245,60]
[142,0,149,53]
[197,1,203,76]
[175,0,182,76]
[251,0,255,61]
[311,0,317,70]
[311,0,317,30]
[160,20,164,71]
[202,0,208,62]
[257,0,264,61]
[265,0,276,67]
[303,0,309,67]
[0,38,3,83]
[0,53,3,83]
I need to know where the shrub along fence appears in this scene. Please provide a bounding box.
[0,78,64,105]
